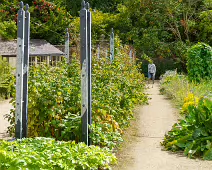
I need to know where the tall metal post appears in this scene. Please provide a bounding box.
[106,49,108,58]
[129,48,132,62]
[16,1,25,139]
[65,28,70,63]
[86,2,92,146]
[22,4,30,138]
[110,28,114,62]
[97,44,100,59]
[80,0,88,145]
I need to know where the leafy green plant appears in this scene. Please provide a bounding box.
[0,57,15,99]
[6,59,81,141]
[0,137,117,169]
[90,122,123,150]
[6,43,147,146]
[161,97,212,160]
[0,21,17,40]
[187,42,212,82]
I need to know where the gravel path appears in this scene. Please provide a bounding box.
[113,82,212,170]
[0,99,13,139]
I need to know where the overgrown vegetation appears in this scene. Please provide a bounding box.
[0,57,15,100]
[160,70,212,159]
[3,44,147,168]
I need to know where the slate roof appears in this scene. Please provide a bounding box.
[0,39,64,57]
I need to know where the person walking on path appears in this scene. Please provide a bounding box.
[148,61,156,87]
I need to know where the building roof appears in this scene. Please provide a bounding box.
[0,39,64,57]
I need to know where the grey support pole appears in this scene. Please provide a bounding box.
[129,48,132,62]
[22,4,30,138]
[80,0,88,145]
[65,28,70,63]
[97,44,100,59]
[86,2,92,146]
[106,49,108,58]
[16,1,25,139]
[110,28,114,62]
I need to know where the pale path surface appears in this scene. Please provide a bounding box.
[0,99,13,139]
[113,82,212,170]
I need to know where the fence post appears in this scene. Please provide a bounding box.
[97,44,100,59]
[80,0,88,145]
[15,1,25,139]
[86,2,92,146]
[65,28,70,63]
[106,49,108,58]
[110,28,114,62]
[22,4,30,138]
[129,48,132,62]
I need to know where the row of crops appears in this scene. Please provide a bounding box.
[0,45,148,169]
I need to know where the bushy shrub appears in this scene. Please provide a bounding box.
[7,59,81,141]
[0,0,73,44]
[6,46,147,149]
[0,21,17,40]
[0,57,15,99]
[160,71,212,159]
[161,97,212,160]
[187,42,212,82]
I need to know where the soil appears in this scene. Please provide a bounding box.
[113,81,212,170]
[0,99,13,140]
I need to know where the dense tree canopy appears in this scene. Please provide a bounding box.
[0,0,212,69]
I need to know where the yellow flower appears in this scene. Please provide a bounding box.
[182,93,199,113]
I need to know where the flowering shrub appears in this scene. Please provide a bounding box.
[181,93,199,114]
[0,0,73,44]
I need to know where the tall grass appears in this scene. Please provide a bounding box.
[160,71,212,108]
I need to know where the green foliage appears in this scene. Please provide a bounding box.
[90,122,123,150]
[160,71,212,159]
[160,72,212,108]
[6,45,147,148]
[187,42,212,82]
[0,137,117,169]
[7,59,81,141]
[92,54,148,129]
[48,0,124,16]
[30,0,73,44]
[198,10,212,45]
[0,57,15,99]
[0,0,73,44]
[161,97,212,160]
[0,21,17,40]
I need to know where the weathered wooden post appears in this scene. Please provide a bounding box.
[80,0,88,145]
[110,28,114,62]
[22,4,30,138]
[16,1,25,139]
[86,2,92,145]
[65,28,70,63]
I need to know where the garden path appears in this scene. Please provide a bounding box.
[113,81,212,170]
[0,99,12,140]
